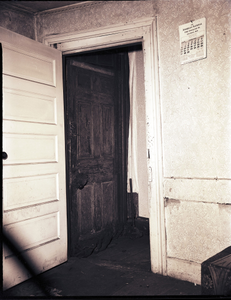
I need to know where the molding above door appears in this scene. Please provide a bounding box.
[43,17,154,53]
[43,17,166,276]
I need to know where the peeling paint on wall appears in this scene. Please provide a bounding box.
[165,201,231,263]
[164,178,231,204]
[0,3,35,39]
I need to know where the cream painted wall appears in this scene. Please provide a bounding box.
[35,1,156,43]
[1,0,231,285]
[0,2,35,40]
[157,0,231,284]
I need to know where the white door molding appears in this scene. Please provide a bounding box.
[44,16,166,275]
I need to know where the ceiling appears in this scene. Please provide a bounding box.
[4,1,87,13]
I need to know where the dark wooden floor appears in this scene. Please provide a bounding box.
[3,231,201,297]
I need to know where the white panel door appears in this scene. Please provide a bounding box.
[1,27,67,290]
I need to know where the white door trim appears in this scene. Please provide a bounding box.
[43,16,166,275]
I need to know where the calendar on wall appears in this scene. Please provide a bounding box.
[179,18,206,64]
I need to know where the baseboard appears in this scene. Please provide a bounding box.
[167,256,201,285]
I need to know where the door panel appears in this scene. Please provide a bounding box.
[66,52,129,256]
[1,27,67,290]
[74,61,116,232]
[3,173,59,210]
[102,181,115,226]
[3,88,57,124]
[3,43,56,86]
[102,105,114,155]
[3,133,58,164]
[77,185,94,235]
[4,212,60,254]
[77,103,93,157]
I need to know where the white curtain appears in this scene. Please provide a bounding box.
[127,49,149,217]
[127,51,139,193]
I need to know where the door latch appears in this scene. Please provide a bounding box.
[2,152,8,160]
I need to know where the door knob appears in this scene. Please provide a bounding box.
[2,152,8,160]
[72,171,88,190]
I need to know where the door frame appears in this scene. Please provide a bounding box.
[43,16,166,276]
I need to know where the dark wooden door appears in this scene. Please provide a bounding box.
[65,51,129,256]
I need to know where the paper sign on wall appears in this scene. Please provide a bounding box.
[179,18,206,64]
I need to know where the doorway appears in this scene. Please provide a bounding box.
[64,45,144,257]
[45,17,166,275]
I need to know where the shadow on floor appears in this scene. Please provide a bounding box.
[2,229,201,298]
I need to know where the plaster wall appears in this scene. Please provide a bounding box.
[157,0,231,284]
[0,3,35,40]
[35,1,156,43]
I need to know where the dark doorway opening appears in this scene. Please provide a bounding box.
[63,44,147,258]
